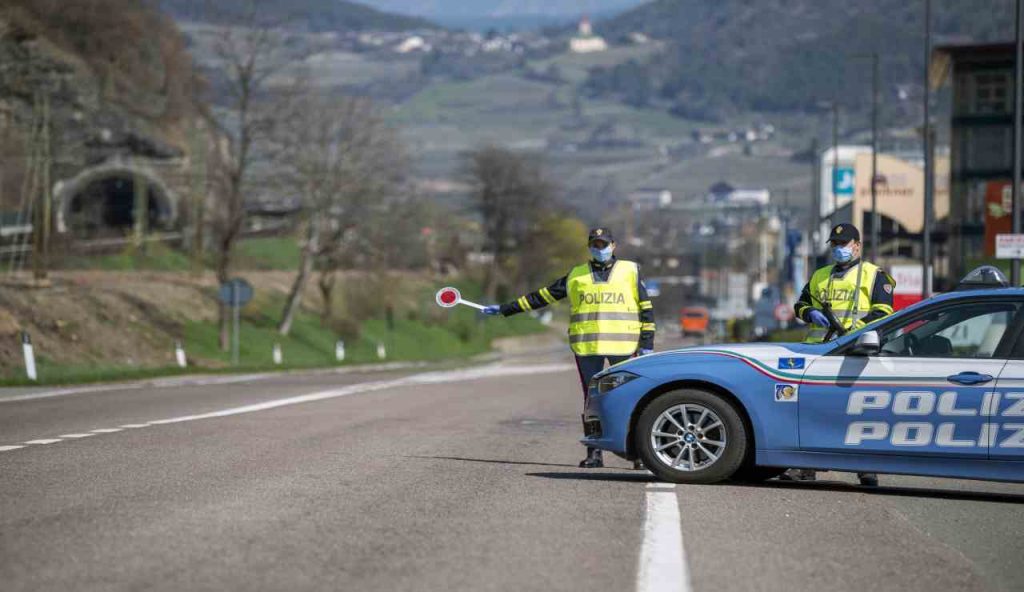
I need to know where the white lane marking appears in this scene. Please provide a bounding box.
[0,363,573,452]
[58,433,97,439]
[119,424,150,429]
[146,364,573,426]
[0,445,26,451]
[23,439,63,445]
[638,483,691,592]
[0,360,438,404]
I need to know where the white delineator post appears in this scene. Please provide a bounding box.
[376,342,387,360]
[22,332,37,381]
[175,341,187,368]
[335,339,345,362]
[273,343,283,365]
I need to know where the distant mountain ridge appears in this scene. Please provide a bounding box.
[357,0,647,20]
[586,0,1016,118]
[160,0,436,32]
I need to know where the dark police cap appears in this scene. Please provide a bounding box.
[827,223,860,243]
[588,228,615,244]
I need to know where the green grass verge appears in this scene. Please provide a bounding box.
[54,237,302,272]
[1,280,549,386]
[59,242,194,271]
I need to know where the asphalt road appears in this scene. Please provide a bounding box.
[2,339,1024,592]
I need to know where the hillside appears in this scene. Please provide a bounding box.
[160,0,436,32]
[359,0,647,20]
[588,0,1016,119]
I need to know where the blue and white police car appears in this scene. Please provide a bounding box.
[583,267,1024,484]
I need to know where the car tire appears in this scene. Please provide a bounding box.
[635,389,748,484]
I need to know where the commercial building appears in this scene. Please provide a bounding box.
[933,43,1017,281]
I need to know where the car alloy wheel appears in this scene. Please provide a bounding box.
[649,403,727,471]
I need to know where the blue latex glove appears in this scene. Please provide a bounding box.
[808,309,829,328]
[637,348,654,356]
[482,305,502,316]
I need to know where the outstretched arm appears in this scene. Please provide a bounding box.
[498,275,568,317]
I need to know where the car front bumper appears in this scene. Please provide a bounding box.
[580,375,656,456]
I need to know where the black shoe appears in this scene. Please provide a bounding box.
[579,449,604,469]
[779,468,817,481]
[633,459,645,471]
[858,473,879,487]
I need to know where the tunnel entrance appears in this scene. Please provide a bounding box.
[65,174,170,239]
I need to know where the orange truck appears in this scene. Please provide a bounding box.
[679,306,710,337]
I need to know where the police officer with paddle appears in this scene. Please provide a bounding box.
[482,228,656,469]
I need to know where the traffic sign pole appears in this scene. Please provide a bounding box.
[232,287,240,366]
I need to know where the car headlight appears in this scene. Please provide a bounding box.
[595,371,640,394]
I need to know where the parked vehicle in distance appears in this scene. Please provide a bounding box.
[680,306,710,338]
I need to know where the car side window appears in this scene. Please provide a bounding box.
[878,303,1020,359]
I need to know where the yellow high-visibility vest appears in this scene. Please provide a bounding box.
[567,260,642,355]
[804,261,882,343]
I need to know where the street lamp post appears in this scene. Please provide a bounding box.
[1014,0,1023,285]
[854,53,882,261]
[871,54,880,262]
[831,102,840,219]
[922,0,934,296]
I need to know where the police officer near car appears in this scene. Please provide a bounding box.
[483,228,656,469]
[786,222,896,486]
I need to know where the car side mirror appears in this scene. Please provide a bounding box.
[849,330,881,356]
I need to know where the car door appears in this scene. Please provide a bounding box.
[990,313,1024,461]
[799,298,1022,459]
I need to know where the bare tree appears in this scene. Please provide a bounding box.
[464,145,551,299]
[272,93,407,335]
[205,0,291,349]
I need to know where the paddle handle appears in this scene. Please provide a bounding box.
[459,299,486,311]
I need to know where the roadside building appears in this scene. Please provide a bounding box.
[933,43,1017,281]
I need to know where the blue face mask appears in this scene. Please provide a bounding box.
[832,245,855,264]
[590,246,614,263]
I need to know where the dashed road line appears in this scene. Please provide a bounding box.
[119,424,150,429]
[0,363,574,454]
[638,482,691,592]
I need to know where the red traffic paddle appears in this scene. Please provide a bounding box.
[435,287,486,311]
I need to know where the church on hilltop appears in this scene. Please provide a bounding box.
[570,16,608,53]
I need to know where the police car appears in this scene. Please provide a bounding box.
[583,267,1024,484]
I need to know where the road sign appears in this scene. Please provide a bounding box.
[219,278,253,366]
[645,279,661,298]
[833,167,855,196]
[219,278,254,307]
[773,303,794,322]
[890,264,924,309]
[996,234,1024,259]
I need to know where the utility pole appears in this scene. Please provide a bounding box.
[31,92,51,283]
[810,137,821,266]
[870,54,880,262]
[922,0,935,296]
[1013,0,1023,286]
[831,102,840,221]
